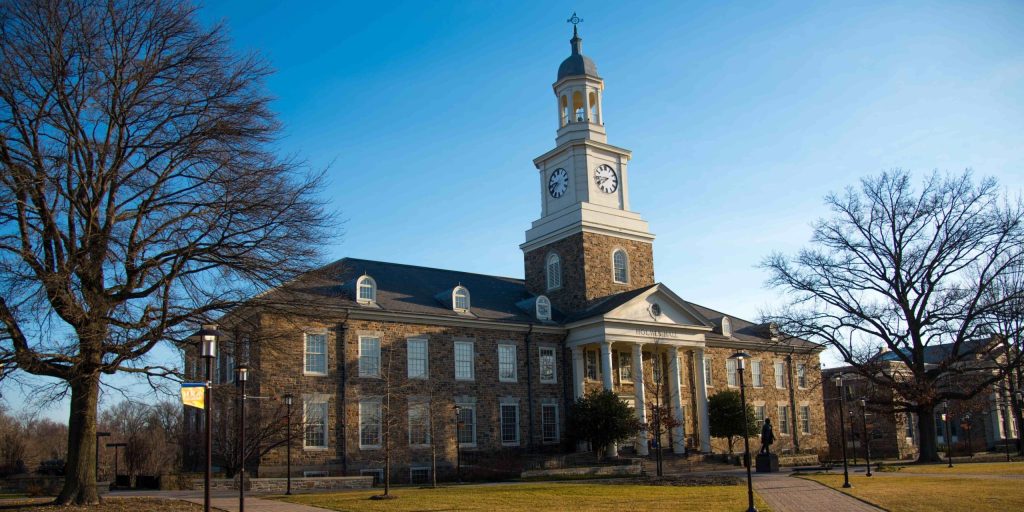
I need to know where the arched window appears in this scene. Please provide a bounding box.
[589,91,598,122]
[357,275,377,304]
[453,286,470,312]
[546,253,562,290]
[572,91,585,122]
[560,95,569,127]
[536,296,552,321]
[612,250,628,284]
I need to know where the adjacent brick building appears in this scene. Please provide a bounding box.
[184,26,827,482]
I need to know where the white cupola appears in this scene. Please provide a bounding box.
[553,24,606,145]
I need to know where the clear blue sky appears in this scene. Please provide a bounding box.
[9,0,1024,419]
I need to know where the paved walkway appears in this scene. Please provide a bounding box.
[179,495,333,512]
[751,472,883,512]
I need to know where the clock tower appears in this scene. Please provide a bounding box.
[522,25,655,313]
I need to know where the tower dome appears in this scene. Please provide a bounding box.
[557,26,600,80]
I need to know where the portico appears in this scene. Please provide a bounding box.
[565,284,716,457]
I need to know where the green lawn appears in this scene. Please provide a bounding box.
[886,461,1024,475]
[277,482,770,512]
[802,474,1024,512]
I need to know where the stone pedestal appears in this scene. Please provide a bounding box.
[755,453,779,473]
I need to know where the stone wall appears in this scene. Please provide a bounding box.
[253,314,566,482]
[524,232,654,313]
[702,346,826,455]
[192,476,373,492]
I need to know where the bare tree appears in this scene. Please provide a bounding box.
[0,0,333,503]
[987,261,1024,455]
[642,349,680,477]
[762,170,1024,462]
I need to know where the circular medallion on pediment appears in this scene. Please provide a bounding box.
[649,303,662,319]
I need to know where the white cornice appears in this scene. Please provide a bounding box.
[533,138,631,168]
[344,308,566,334]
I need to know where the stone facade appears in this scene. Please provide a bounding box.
[701,347,825,455]
[248,314,566,481]
[524,232,654,313]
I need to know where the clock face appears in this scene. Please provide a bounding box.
[548,168,569,198]
[594,164,618,194]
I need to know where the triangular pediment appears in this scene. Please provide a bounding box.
[600,284,711,327]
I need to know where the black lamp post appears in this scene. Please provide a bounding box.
[858,399,872,477]
[1016,391,1023,457]
[283,393,293,495]
[834,374,852,488]
[95,432,110,483]
[730,352,756,512]
[960,413,972,457]
[196,324,220,512]
[236,365,249,512]
[454,405,462,483]
[943,400,953,468]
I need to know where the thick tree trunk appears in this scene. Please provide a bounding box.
[914,404,942,463]
[56,374,101,505]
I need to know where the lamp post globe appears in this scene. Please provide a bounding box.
[729,352,756,512]
[193,324,221,512]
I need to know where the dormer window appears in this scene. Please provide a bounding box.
[453,286,470,312]
[612,249,629,284]
[356,275,377,304]
[546,253,562,290]
[536,296,552,321]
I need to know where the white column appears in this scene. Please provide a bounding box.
[599,341,617,458]
[668,346,686,454]
[572,346,587,452]
[600,342,614,391]
[693,347,712,452]
[572,347,585,400]
[633,343,649,456]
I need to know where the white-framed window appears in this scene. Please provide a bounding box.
[726,358,737,387]
[774,361,786,389]
[904,413,915,438]
[541,404,560,444]
[618,351,633,382]
[536,295,552,321]
[754,405,766,426]
[409,467,431,484]
[360,469,383,485]
[303,470,329,477]
[407,337,428,379]
[800,405,811,434]
[304,400,329,449]
[797,363,807,388]
[456,403,477,447]
[500,403,520,446]
[304,333,327,375]
[498,344,517,382]
[358,399,382,449]
[453,286,470,312]
[751,360,763,387]
[704,357,713,386]
[585,350,598,380]
[539,347,557,384]
[454,341,474,381]
[778,405,790,435]
[546,253,562,290]
[359,336,380,378]
[651,353,662,383]
[407,400,430,446]
[612,249,629,283]
[357,275,377,304]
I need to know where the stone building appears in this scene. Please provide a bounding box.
[184,26,827,482]
[822,341,1020,461]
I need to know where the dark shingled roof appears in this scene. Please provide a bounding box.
[270,258,800,349]
[688,302,820,350]
[874,338,994,364]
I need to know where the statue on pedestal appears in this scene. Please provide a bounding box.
[759,417,775,455]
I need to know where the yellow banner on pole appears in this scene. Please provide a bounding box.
[181,383,205,409]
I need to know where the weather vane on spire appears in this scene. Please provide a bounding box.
[567,11,583,36]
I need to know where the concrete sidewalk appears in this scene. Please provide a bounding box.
[751,472,883,512]
[179,495,334,512]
